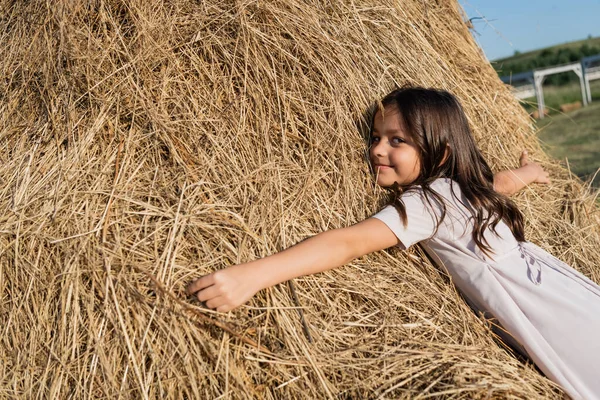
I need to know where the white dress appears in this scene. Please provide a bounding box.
[372,178,600,400]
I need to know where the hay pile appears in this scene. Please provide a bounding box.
[1,0,599,398]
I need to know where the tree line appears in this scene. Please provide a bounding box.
[493,43,600,85]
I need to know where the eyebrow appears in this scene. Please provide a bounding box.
[372,129,402,134]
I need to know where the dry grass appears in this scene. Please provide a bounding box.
[1,0,599,398]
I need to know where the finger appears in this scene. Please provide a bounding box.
[196,285,221,302]
[205,295,226,310]
[186,274,215,295]
[541,173,551,184]
[519,150,529,167]
[216,304,233,313]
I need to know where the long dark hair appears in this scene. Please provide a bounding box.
[374,87,525,255]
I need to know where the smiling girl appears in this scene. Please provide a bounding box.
[187,87,600,400]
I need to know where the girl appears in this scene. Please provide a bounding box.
[187,87,600,399]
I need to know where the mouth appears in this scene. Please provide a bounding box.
[374,164,392,170]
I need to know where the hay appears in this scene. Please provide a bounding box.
[1,0,598,398]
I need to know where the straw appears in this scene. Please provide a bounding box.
[1,0,598,398]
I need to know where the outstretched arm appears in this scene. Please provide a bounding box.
[186,218,398,312]
[493,151,550,196]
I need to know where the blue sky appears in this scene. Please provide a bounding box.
[460,0,600,60]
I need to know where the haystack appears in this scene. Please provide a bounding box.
[1,0,599,398]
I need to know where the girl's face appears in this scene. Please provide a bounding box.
[370,107,421,187]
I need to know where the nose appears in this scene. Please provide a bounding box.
[371,140,387,157]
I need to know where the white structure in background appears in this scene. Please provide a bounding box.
[582,54,600,104]
[501,71,535,100]
[501,59,594,119]
[531,62,587,119]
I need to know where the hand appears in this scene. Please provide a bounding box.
[493,150,551,195]
[519,150,550,184]
[186,263,262,312]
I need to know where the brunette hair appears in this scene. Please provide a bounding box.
[374,87,525,255]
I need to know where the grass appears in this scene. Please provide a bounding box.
[536,101,600,187]
[520,80,600,188]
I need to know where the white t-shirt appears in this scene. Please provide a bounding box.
[372,178,519,260]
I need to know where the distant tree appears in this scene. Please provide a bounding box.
[581,44,591,56]
[513,50,521,56]
[556,49,570,64]
[581,44,600,57]
[569,51,579,62]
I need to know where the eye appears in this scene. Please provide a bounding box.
[391,137,406,145]
[370,136,380,144]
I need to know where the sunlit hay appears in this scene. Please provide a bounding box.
[1,0,598,398]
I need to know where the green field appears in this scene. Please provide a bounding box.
[536,101,600,188]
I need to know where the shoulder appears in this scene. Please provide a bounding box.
[401,178,455,195]
[428,177,458,195]
[376,178,454,219]
[401,178,456,206]
[371,182,450,249]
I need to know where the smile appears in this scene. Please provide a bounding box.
[375,164,393,170]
